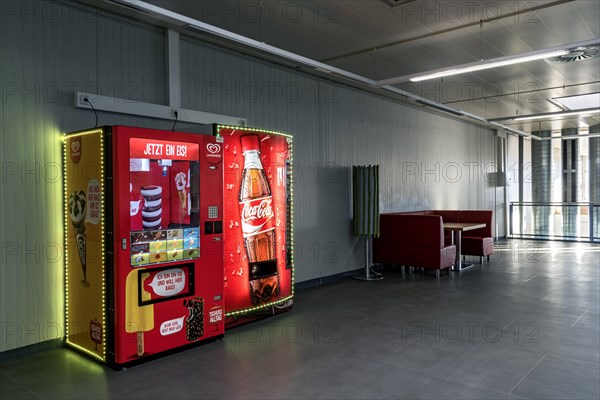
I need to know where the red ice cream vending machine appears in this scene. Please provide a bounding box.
[64,126,225,366]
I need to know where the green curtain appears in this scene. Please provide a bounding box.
[352,165,380,238]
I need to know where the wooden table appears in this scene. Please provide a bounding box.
[443,222,486,271]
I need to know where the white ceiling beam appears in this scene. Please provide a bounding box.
[166,29,181,109]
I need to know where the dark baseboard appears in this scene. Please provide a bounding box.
[0,339,63,364]
[295,268,363,291]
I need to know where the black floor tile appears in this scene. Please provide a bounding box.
[0,240,598,400]
[0,373,41,400]
[511,354,600,399]
[402,377,520,399]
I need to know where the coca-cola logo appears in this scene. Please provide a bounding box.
[240,197,273,236]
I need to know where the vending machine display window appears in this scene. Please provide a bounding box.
[128,138,201,267]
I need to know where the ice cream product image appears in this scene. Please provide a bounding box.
[175,172,187,215]
[141,185,162,230]
[125,269,154,356]
[183,297,204,342]
[68,190,89,287]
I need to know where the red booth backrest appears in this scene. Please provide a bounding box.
[384,211,435,216]
[380,214,444,249]
[432,210,461,223]
[459,210,493,237]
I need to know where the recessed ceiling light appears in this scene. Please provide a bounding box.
[552,93,600,111]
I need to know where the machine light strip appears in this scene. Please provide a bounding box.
[63,128,107,362]
[63,134,69,340]
[65,340,106,362]
[225,296,295,317]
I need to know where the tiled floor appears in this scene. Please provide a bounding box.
[1,239,599,399]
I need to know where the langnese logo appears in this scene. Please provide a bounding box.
[206,143,221,154]
[205,142,222,164]
[69,137,82,163]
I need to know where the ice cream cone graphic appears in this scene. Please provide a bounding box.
[75,232,87,286]
[178,190,186,210]
[125,269,154,357]
[175,172,187,215]
[68,191,89,287]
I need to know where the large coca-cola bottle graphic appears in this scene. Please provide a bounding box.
[239,135,280,305]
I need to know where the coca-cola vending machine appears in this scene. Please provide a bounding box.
[214,125,294,325]
[64,126,225,366]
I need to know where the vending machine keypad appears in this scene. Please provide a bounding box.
[208,206,219,219]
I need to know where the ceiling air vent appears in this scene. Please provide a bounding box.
[545,46,599,64]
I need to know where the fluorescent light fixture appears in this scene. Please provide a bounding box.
[376,39,600,86]
[488,107,600,122]
[538,133,600,140]
[409,50,569,82]
[512,108,599,121]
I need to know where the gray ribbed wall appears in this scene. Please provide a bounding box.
[179,37,501,272]
[531,131,553,235]
[590,125,600,239]
[0,0,500,352]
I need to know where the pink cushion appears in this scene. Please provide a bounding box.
[461,236,494,257]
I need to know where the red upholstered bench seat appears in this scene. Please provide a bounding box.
[373,214,456,278]
[373,209,495,270]
[454,210,494,262]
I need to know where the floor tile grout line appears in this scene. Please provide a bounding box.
[389,333,423,352]
[1,371,44,400]
[572,269,586,280]
[520,274,537,284]
[570,307,589,328]
[509,353,547,395]
[543,352,600,366]
[540,292,553,302]
[501,319,517,330]
[399,376,434,400]
[402,373,523,399]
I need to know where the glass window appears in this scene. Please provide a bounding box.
[128,138,200,266]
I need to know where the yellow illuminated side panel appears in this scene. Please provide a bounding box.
[64,128,107,362]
